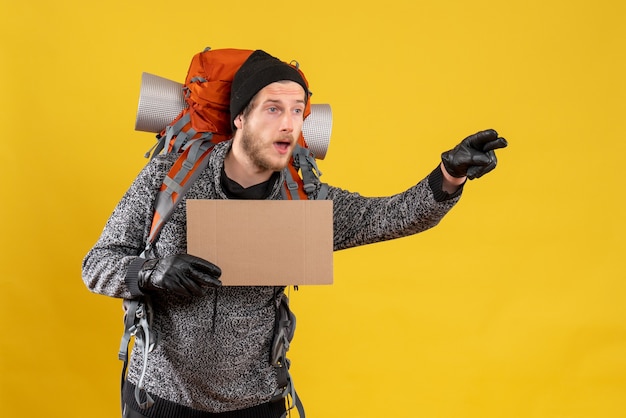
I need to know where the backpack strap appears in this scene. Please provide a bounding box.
[282,166,304,200]
[316,183,329,200]
[281,143,328,201]
[271,291,306,418]
[284,390,305,418]
[145,112,194,160]
[292,144,322,194]
[148,137,216,245]
[119,297,156,411]
[166,112,194,153]
[119,138,215,413]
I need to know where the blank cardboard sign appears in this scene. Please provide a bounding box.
[186,200,333,286]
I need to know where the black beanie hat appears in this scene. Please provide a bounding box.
[230,50,308,129]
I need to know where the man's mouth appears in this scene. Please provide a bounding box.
[273,140,292,155]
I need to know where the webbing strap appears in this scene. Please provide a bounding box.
[277,364,305,418]
[119,300,137,415]
[161,176,184,196]
[282,167,301,200]
[171,128,195,155]
[119,299,155,412]
[119,300,139,363]
[181,137,211,168]
[133,304,155,409]
[165,113,192,153]
[317,183,329,200]
[167,138,212,190]
[147,138,215,244]
[293,144,322,194]
[170,139,204,185]
[271,292,305,417]
[282,387,305,418]
[144,135,167,160]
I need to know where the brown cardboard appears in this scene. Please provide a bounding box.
[186,200,333,286]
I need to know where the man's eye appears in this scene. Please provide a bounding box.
[268,107,278,113]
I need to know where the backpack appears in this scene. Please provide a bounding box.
[119,47,331,417]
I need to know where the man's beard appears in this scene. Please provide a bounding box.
[240,129,293,172]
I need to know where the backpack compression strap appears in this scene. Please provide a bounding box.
[271,292,306,418]
[119,298,155,410]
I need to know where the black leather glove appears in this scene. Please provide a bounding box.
[441,129,508,179]
[138,254,222,297]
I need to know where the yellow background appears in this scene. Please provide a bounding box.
[1,0,625,417]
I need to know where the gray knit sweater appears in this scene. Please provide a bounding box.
[82,140,461,415]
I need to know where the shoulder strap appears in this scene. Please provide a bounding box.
[119,138,215,414]
[292,144,322,194]
[146,138,215,248]
[282,144,328,201]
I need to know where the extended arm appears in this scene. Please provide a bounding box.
[329,129,507,251]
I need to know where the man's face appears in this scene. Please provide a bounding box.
[236,81,306,173]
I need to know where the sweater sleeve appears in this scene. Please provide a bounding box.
[81,157,170,299]
[328,165,463,251]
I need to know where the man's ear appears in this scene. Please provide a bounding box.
[234,114,243,130]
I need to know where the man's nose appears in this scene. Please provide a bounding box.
[279,113,294,132]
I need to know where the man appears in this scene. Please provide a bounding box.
[82,49,507,418]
